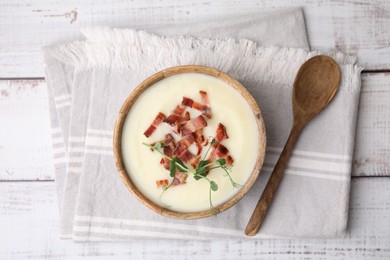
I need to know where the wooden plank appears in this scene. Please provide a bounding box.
[1,72,389,180]
[0,179,389,259]
[1,0,390,77]
[0,79,54,180]
[353,72,390,176]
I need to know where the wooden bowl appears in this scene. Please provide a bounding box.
[113,65,266,219]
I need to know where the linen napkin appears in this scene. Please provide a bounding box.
[43,9,362,241]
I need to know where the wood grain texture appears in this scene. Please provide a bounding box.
[0,179,388,259]
[1,0,390,77]
[353,72,390,176]
[0,71,389,181]
[0,79,54,181]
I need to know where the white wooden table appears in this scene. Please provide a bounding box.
[1,1,390,259]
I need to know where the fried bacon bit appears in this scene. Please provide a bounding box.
[182,97,193,107]
[160,157,170,170]
[172,104,186,116]
[178,149,196,163]
[199,91,209,105]
[181,115,207,136]
[182,96,211,119]
[178,133,195,147]
[158,134,176,170]
[215,123,229,142]
[164,104,186,125]
[164,104,188,133]
[191,155,201,168]
[183,111,190,121]
[174,134,195,156]
[182,91,212,118]
[194,143,203,155]
[215,143,229,157]
[173,171,188,185]
[163,114,181,133]
[208,143,234,166]
[226,155,234,165]
[163,134,176,157]
[193,129,206,145]
[163,114,180,125]
[144,112,166,137]
[192,129,206,155]
[199,91,211,118]
[156,179,169,188]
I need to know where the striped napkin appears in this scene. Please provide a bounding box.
[43,8,362,241]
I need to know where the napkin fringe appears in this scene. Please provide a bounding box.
[48,28,362,92]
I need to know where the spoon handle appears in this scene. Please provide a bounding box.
[245,121,304,236]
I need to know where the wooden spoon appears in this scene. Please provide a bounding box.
[245,55,341,236]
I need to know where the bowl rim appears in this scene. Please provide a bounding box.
[113,65,266,220]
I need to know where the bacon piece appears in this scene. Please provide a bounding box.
[226,155,234,165]
[178,134,195,147]
[183,97,209,116]
[182,91,212,118]
[191,155,201,168]
[182,97,194,107]
[192,129,206,155]
[163,114,180,125]
[199,91,209,105]
[163,114,181,133]
[207,143,234,166]
[191,102,208,112]
[163,134,176,157]
[174,134,195,155]
[194,143,203,155]
[160,157,170,170]
[183,111,190,121]
[164,104,186,125]
[172,104,186,116]
[181,115,207,136]
[215,143,229,157]
[164,133,175,143]
[143,112,166,137]
[215,123,228,142]
[178,149,196,163]
[193,129,205,145]
[164,104,188,133]
[199,91,211,118]
[173,171,188,186]
[143,126,157,139]
[158,134,177,169]
[156,179,169,189]
[207,150,217,163]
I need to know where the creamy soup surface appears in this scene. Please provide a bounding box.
[122,73,259,212]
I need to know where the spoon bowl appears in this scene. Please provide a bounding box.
[245,55,341,236]
[293,55,341,122]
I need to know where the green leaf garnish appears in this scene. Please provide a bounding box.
[193,174,204,180]
[195,160,208,176]
[175,158,188,172]
[215,158,226,166]
[210,181,218,191]
[153,142,163,150]
[169,157,177,177]
[197,160,208,169]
